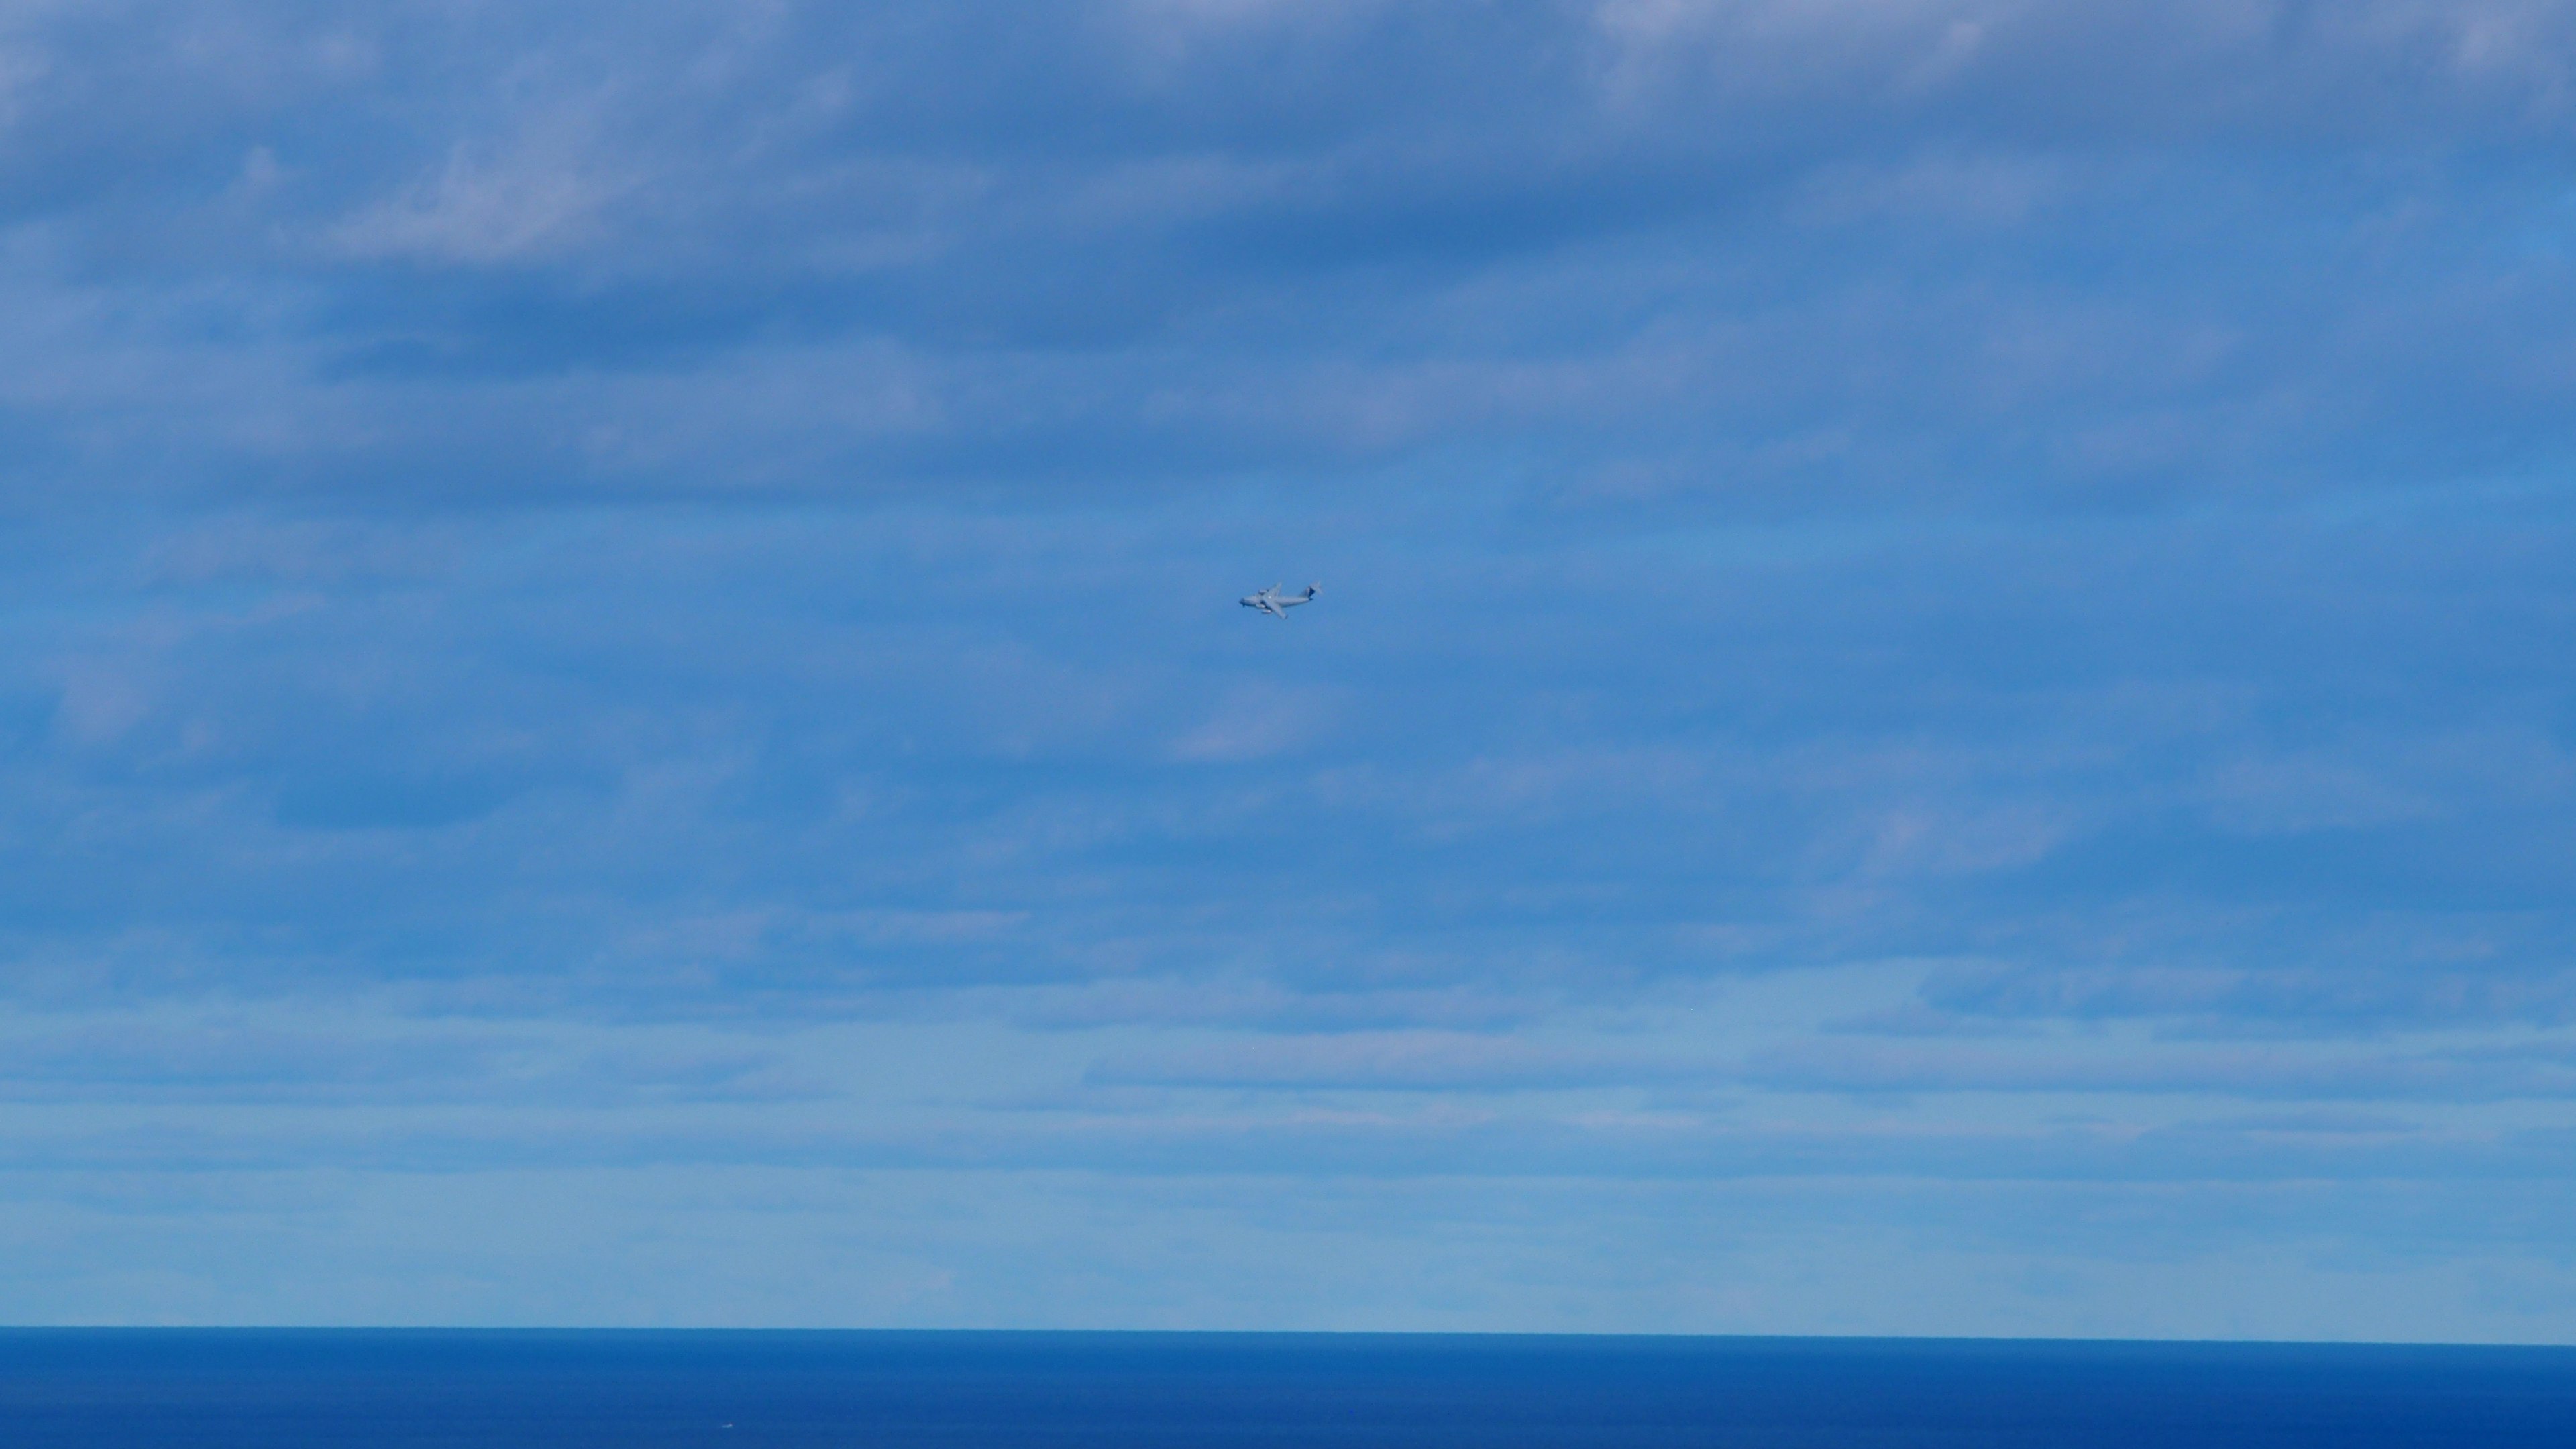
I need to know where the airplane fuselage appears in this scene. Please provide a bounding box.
[1239,584,1319,618]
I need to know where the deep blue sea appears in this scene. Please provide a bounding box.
[1,1330,2571,1447]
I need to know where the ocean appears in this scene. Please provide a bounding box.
[0,1330,2569,1446]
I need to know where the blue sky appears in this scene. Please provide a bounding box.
[3,0,2576,1337]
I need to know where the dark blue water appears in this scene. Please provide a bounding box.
[1,1330,2570,1447]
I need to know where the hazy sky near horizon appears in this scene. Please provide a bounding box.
[5,0,2576,1337]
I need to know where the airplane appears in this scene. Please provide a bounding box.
[1239,582,1320,619]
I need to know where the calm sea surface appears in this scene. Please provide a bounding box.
[0,1330,2570,1447]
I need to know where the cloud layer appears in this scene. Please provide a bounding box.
[2,1,2575,1336]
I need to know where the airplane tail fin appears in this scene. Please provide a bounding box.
[1301,582,1320,600]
